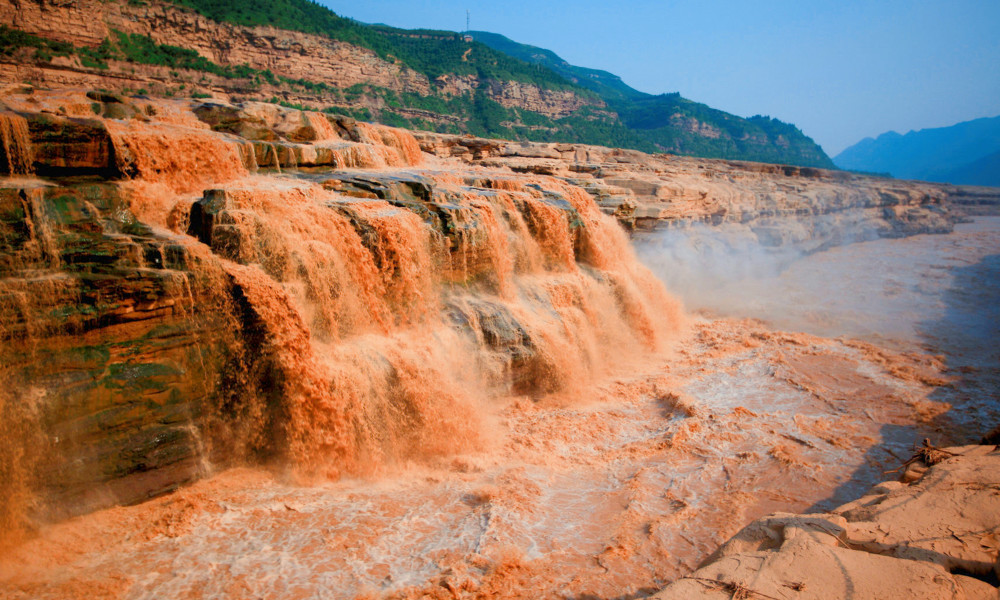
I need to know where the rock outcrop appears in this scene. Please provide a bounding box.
[942,184,1000,216]
[0,178,223,525]
[412,131,985,253]
[2,0,429,96]
[652,443,1000,600]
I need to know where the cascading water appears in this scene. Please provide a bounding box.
[0,114,32,175]
[180,159,687,478]
[0,94,985,600]
[58,107,685,486]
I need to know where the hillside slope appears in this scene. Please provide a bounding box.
[466,30,646,102]
[835,115,1000,183]
[470,30,834,168]
[1,0,832,167]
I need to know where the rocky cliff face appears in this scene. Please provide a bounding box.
[0,180,222,519]
[483,79,594,118]
[0,0,599,120]
[2,0,428,94]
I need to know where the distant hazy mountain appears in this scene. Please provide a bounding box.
[928,149,1000,187]
[834,116,1000,185]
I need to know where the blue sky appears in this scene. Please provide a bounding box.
[318,0,1000,156]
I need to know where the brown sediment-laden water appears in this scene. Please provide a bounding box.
[0,93,996,599]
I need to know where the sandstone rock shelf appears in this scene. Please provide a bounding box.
[652,443,1000,600]
[413,131,1000,252]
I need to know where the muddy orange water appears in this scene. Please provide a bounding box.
[1,110,997,597]
[638,217,1000,435]
[0,320,978,598]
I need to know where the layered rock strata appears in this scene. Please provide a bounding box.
[0,0,601,120]
[413,132,996,253]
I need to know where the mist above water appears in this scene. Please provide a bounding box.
[637,216,1000,439]
[636,218,1000,351]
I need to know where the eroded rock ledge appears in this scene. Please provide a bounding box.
[652,444,1000,600]
[412,131,1000,253]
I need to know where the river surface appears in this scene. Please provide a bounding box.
[2,218,998,600]
[637,216,1000,434]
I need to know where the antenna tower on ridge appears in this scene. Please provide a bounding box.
[462,9,473,42]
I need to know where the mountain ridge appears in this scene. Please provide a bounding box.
[466,30,648,102]
[835,115,1000,184]
[468,30,834,168]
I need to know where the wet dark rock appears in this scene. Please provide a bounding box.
[24,113,119,175]
[1,180,229,522]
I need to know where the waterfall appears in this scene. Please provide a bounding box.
[0,97,686,533]
[185,170,686,477]
[0,114,33,175]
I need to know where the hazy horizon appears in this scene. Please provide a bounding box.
[318,0,1000,156]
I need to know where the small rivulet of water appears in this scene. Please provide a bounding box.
[0,113,33,175]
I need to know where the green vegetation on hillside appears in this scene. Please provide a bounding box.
[618,95,832,165]
[95,30,266,79]
[166,0,580,91]
[321,84,634,145]
[0,25,74,60]
[0,25,110,68]
[1,25,344,95]
[158,0,831,167]
[469,31,833,167]
[467,30,646,102]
